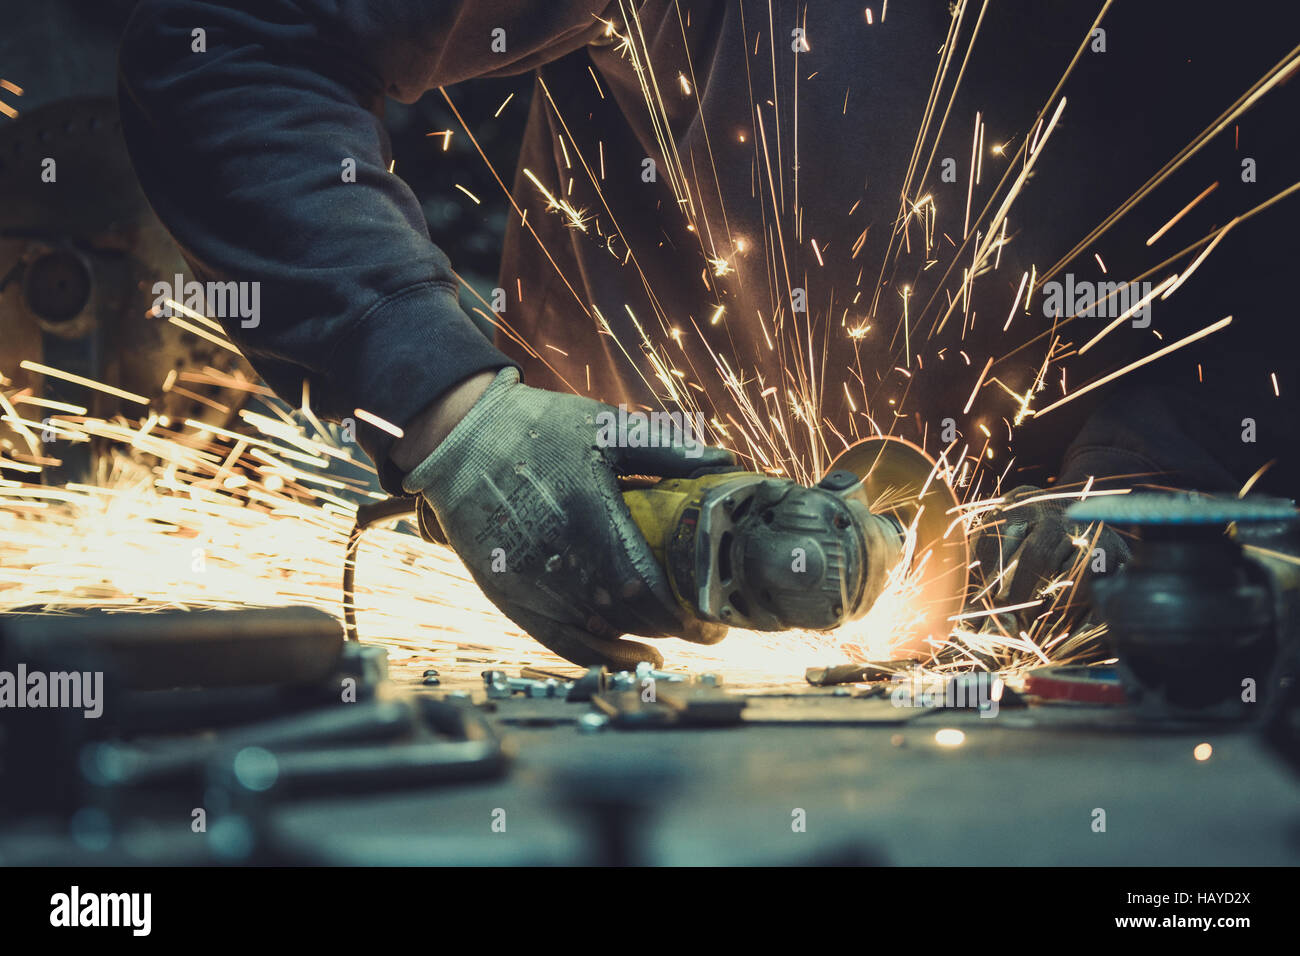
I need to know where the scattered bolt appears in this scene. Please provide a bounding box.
[577,713,610,734]
[423,669,440,678]
[567,667,608,702]
[422,675,441,686]
[634,662,686,682]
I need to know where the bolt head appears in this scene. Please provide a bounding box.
[578,713,610,733]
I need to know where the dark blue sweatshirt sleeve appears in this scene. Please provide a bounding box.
[117,0,607,490]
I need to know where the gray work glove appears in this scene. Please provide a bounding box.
[403,368,735,669]
[972,484,1131,625]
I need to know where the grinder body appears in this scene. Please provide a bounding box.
[622,437,966,636]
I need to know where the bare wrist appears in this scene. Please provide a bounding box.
[389,369,497,473]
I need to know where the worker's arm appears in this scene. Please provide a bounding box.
[117,0,608,491]
[118,0,743,667]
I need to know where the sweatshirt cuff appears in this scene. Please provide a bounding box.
[325,281,515,493]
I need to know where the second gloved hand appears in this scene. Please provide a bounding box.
[972,484,1131,624]
[403,368,735,669]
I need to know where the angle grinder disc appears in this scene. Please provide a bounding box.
[827,436,969,653]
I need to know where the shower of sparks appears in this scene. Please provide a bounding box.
[0,427,551,682]
[0,377,932,684]
[4,2,1295,685]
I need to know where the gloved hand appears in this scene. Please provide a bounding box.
[402,368,736,669]
[972,484,1131,619]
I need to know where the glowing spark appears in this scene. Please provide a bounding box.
[962,356,993,414]
[949,599,1043,622]
[166,314,244,356]
[935,728,966,747]
[522,168,590,232]
[1036,316,1233,417]
[19,361,149,406]
[810,238,825,267]
[1078,274,1178,355]
[0,78,20,118]
[1160,216,1238,300]
[454,184,481,204]
[13,396,87,415]
[1146,181,1218,246]
[352,408,404,439]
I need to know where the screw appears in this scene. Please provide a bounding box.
[577,713,610,734]
[504,677,555,698]
[635,662,685,682]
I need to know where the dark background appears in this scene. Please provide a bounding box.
[0,0,527,315]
